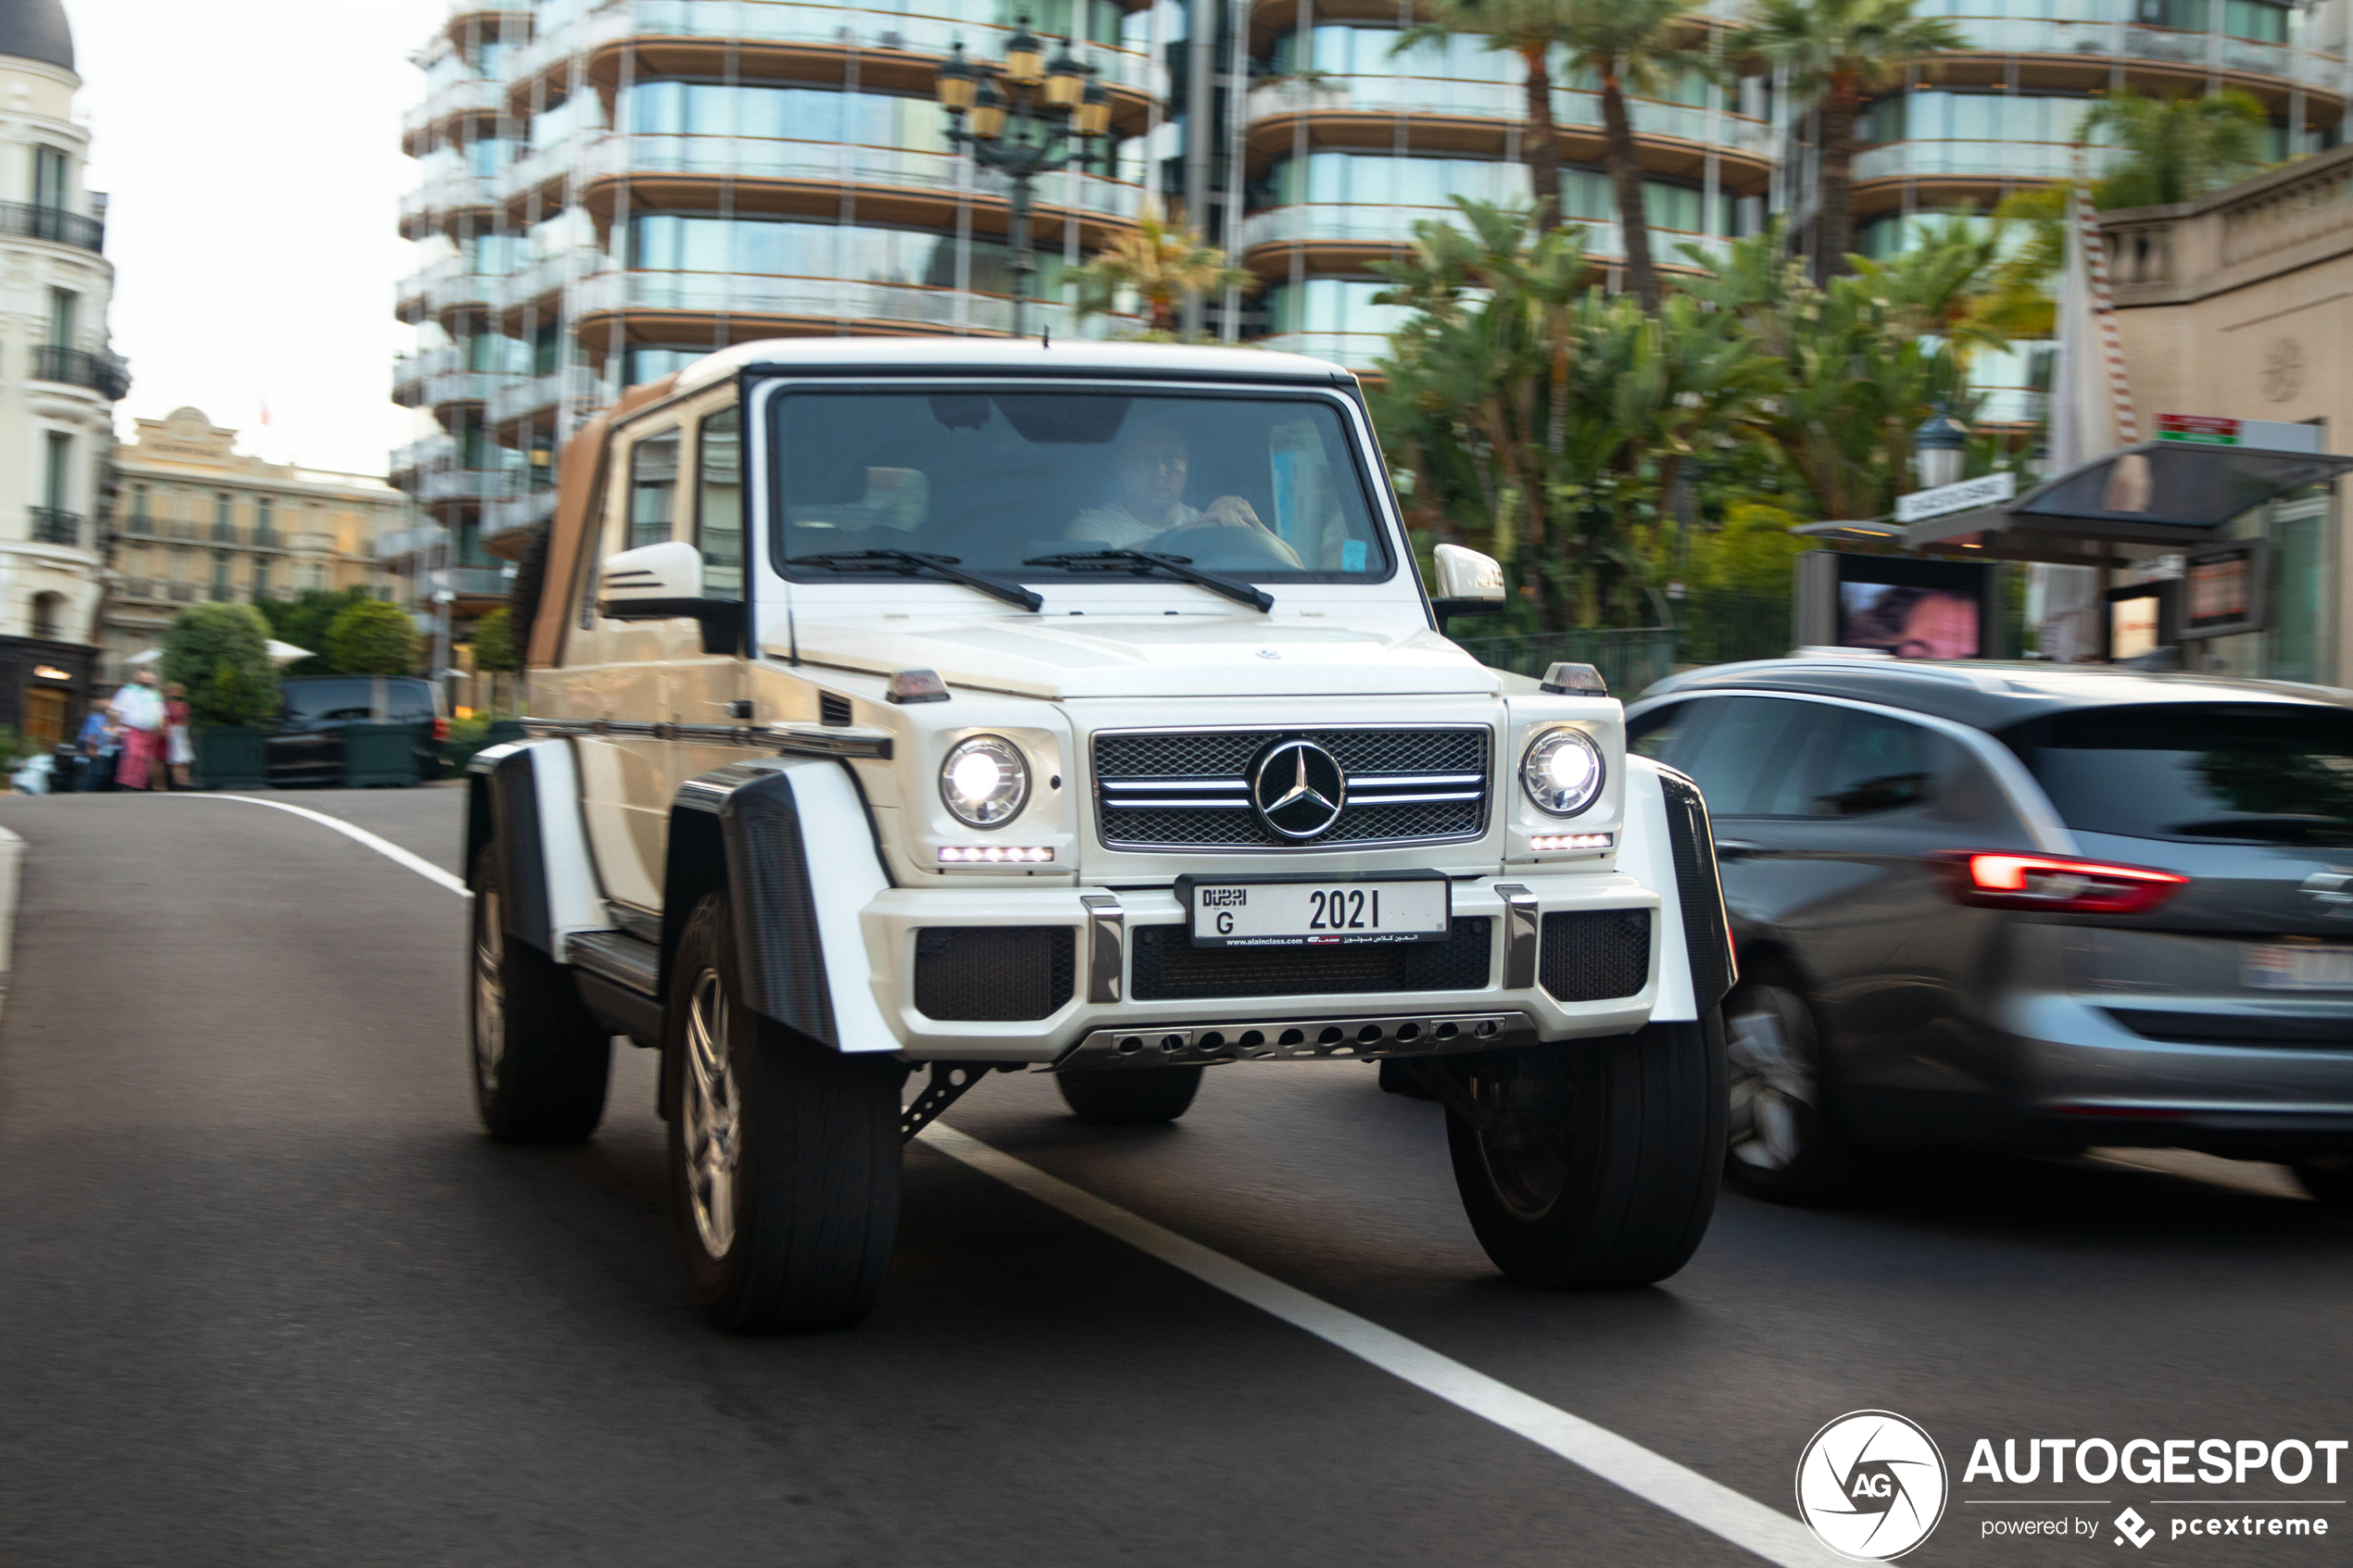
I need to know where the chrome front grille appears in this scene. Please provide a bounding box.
[1092,726,1491,851]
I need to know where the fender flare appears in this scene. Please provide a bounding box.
[465,740,601,957]
[1617,756,1737,1022]
[662,758,898,1053]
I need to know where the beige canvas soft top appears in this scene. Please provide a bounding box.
[524,373,678,670]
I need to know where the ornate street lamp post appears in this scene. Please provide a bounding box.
[935,20,1112,340]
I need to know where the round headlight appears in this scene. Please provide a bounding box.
[939,734,1030,828]
[1520,727,1604,817]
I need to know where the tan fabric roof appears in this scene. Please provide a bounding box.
[524,374,679,669]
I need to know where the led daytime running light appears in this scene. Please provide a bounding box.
[1530,832,1614,852]
[937,845,1055,864]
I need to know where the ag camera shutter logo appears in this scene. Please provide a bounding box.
[1795,1411,1949,1561]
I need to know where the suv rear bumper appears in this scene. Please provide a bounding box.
[2001,990,2353,1151]
[862,874,1666,1062]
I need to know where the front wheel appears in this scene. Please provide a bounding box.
[1723,979,1854,1205]
[1444,1016,1727,1290]
[666,893,901,1332]
[470,847,610,1143]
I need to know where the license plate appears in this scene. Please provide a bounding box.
[2243,944,2353,991]
[1179,872,1452,947]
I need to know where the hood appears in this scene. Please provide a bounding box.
[775,609,1502,699]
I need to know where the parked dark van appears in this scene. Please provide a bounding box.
[268,675,447,787]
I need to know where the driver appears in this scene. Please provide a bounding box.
[1068,418,1302,565]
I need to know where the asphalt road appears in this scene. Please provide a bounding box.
[1,787,2347,1567]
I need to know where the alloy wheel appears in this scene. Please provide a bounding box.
[681,969,741,1259]
[1727,985,1818,1172]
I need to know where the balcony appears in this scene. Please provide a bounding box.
[27,507,82,547]
[398,172,499,232]
[400,75,507,143]
[493,246,601,314]
[577,133,1149,220]
[1852,140,2128,184]
[419,467,520,503]
[391,434,457,477]
[1935,18,2347,93]
[31,345,132,399]
[1244,77,1774,155]
[375,522,452,561]
[484,486,560,540]
[1239,204,1734,269]
[488,365,599,425]
[432,566,514,597]
[424,369,513,408]
[0,200,104,253]
[396,257,461,320]
[571,268,1134,338]
[429,267,506,316]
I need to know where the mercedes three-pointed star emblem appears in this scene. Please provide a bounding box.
[1251,738,1348,840]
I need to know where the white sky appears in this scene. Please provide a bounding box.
[68,0,444,478]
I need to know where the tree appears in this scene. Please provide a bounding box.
[1074,214,1254,335]
[1730,0,1964,282]
[471,607,518,674]
[326,598,422,675]
[256,585,371,677]
[2084,89,2270,210]
[160,603,281,729]
[1400,0,1707,309]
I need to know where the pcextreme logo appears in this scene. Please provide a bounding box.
[1795,1411,1951,1562]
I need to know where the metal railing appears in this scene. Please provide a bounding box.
[0,200,104,253]
[488,365,599,424]
[1239,206,1735,268]
[572,132,1148,219]
[27,507,82,547]
[570,268,1135,337]
[31,345,131,398]
[1243,77,1774,153]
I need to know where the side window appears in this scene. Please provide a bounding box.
[628,429,681,549]
[1627,700,1693,760]
[697,407,743,600]
[1803,709,1940,817]
[1676,696,1818,817]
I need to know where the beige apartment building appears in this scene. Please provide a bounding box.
[102,408,417,682]
[2102,143,2352,685]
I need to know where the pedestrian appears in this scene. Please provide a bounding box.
[108,669,166,791]
[162,682,194,790]
[75,706,119,792]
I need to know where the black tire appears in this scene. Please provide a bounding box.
[1378,1059,1440,1100]
[1056,1065,1203,1124]
[469,847,610,1142]
[666,893,901,1332]
[1444,1014,1727,1290]
[1722,972,1856,1206]
[2294,1157,2353,1208]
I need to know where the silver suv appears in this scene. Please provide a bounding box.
[1627,658,2353,1206]
[465,339,1736,1330]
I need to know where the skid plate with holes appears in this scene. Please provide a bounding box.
[1055,1010,1539,1071]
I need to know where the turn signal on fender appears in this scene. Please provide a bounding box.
[1941,852,2188,914]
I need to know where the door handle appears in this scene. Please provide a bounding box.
[1714,839,1759,860]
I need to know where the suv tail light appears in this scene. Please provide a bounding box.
[433,717,451,742]
[1939,852,2187,915]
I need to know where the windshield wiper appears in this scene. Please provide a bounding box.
[795,550,1041,612]
[1020,549,1274,614]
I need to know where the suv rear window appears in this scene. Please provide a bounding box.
[282,678,435,722]
[2003,703,2353,846]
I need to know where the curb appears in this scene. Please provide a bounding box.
[0,823,20,1022]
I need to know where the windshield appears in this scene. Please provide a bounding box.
[768,389,1392,583]
[2004,702,2353,847]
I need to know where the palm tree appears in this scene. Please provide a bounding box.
[2084,89,2271,209]
[1398,0,1706,310]
[1730,0,1964,282]
[1073,214,1253,336]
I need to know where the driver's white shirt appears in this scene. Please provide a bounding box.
[1066,501,1205,548]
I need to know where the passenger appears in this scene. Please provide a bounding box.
[1068,419,1302,565]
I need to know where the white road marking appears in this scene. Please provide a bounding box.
[918,1122,1843,1568]
[161,794,472,897]
[195,785,1831,1562]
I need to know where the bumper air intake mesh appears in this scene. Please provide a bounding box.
[1538,909,1653,1002]
[913,926,1076,1022]
[1131,917,1494,1001]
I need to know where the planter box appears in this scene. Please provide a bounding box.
[195,727,268,790]
[486,720,526,746]
[344,721,421,789]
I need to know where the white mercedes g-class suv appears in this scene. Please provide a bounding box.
[467,339,1733,1331]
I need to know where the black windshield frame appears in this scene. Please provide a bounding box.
[761,380,1400,589]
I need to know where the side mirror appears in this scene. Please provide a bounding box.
[598,540,742,655]
[1430,543,1506,622]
